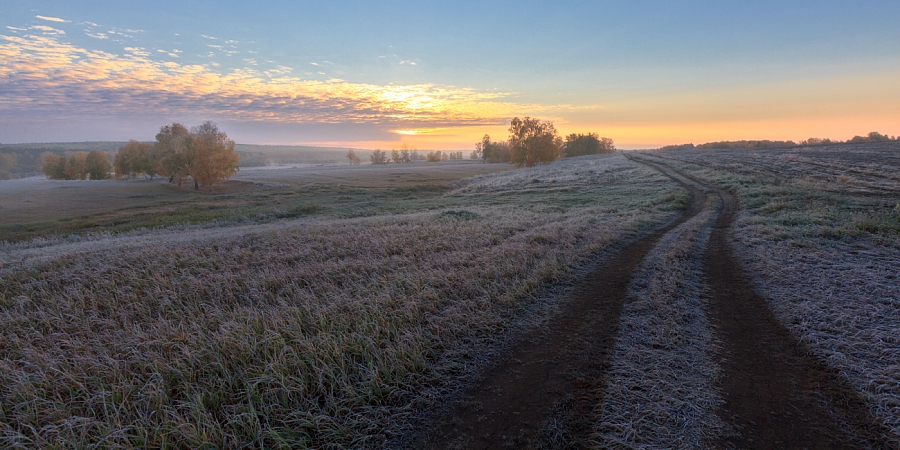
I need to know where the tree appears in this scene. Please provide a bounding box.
[562,133,615,157]
[153,123,192,184]
[40,153,66,179]
[478,135,490,163]
[63,152,88,180]
[85,149,112,180]
[426,151,442,162]
[371,149,388,164]
[0,152,17,180]
[346,149,361,165]
[478,134,512,163]
[115,140,155,179]
[189,121,240,190]
[508,117,561,167]
[399,143,412,162]
[391,149,402,163]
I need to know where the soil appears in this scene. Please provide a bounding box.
[422,171,707,449]
[640,157,896,449]
[421,154,896,449]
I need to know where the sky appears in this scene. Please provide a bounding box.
[1,1,899,149]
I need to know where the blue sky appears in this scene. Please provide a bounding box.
[2,0,899,148]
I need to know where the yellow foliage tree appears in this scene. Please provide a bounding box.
[189,121,240,190]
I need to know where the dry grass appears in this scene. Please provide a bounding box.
[590,192,732,448]
[641,143,900,441]
[0,154,684,448]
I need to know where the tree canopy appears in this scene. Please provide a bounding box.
[508,117,561,167]
[40,150,112,180]
[114,140,155,179]
[189,122,240,190]
[562,133,615,157]
[112,122,240,189]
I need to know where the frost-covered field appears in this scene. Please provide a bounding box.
[641,143,900,441]
[0,154,684,448]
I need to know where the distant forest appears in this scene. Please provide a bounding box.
[658,131,898,152]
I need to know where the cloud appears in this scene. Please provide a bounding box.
[36,15,70,23]
[31,25,65,35]
[0,31,569,128]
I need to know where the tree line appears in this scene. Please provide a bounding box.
[658,131,899,151]
[475,117,615,167]
[346,145,470,165]
[40,121,240,190]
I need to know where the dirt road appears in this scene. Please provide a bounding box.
[422,165,707,448]
[642,156,894,449]
[419,154,893,448]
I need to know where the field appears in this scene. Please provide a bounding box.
[0,161,511,242]
[1,145,899,448]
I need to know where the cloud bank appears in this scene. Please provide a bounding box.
[0,30,561,131]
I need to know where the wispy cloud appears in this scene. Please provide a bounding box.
[31,25,65,35]
[0,31,579,129]
[35,15,70,23]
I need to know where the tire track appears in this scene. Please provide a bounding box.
[632,154,895,449]
[422,161,707,449]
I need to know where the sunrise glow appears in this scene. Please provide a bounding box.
[2,2,899,148]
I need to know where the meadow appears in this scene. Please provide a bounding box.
[0,161,510,243]
[0,155,685,448]
[2,144,898,448]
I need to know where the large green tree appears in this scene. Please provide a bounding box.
[508,117,561,167]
